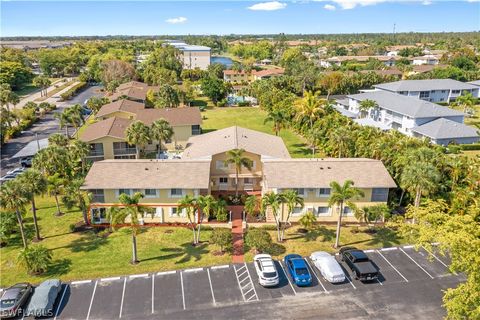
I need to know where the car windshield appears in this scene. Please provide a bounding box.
[0,299,16,308]
[263,272,277,278]
[295,267,309,275]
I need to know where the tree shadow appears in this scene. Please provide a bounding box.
[191,99,207,107]
[365,227,403,248]
[265,243,286,256]
[287,226,336,242]
[44,258,72,277]
[49,231,108,253]
[141,242,210,264]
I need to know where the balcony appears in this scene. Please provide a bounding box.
[88,150,104,157]
[113,148,137,156]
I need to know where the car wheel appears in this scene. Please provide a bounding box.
[354,272,359,280]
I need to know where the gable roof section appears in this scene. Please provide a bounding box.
[374,79,478,92]
[96,99,144,118]
[183,126,290,159]
[135,107,202,126]
[79,117,132,142]
[348,90,464,118]
[81,159,211,190]
[468,80,480,87]
[263,158,397,189]
[411,118,479,140]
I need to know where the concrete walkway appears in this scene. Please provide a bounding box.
[230,206,245,264]
[11,78,77,109]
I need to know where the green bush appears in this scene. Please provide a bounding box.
[0,212,17,246]
[298,211,317,230]
[210,228,232,252]
[17,245,52,275]
[60,82,87,100]
[245,228,272,253]
[460,143,480,151]
[216,210,228,222]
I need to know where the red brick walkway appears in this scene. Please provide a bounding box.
[230,206,244,264]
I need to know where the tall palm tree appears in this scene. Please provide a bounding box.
[17,170,47,241]
[294,91,325,155]
[54,111,71,137]
[125,121,151,159]
[328,180,364,248]
[66,105,85,138]
[453,91,475,114]
[47,173,64,216]
[264,109,287,136]
[224,149,253,197]
[329,126,353,158]
[65,178,91,225]
[150,118,174,156]
[107,192,145,264]
[177,194,199,245]
[279,189,304,241]
[400,161,441,209]
[261,192,282,241]
[0,180,30,248]
[244,195,259,221]
[48,133,69,147]
[196,195,216,242]
[358,99,378,119]
[68,140,90,175]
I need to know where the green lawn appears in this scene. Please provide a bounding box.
[201,107,314,157]
[14,84,40,97]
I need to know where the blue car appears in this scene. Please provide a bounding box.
[284,254,312,286]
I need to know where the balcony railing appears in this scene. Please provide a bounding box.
[243,184,254,191]
[113,148,137,155]
[91,195,105,203]
[88,150,104,157]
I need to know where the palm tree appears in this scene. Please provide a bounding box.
[33,75,51,97]
[196,195,216,242]
[0,180,30,248]
[54,111,71,137]
[17,170,47,241]
[125,121,151,159]
[328,180,364,248]
[177,194,199,245]
[65,178,91,225]
[107,192,145,264]
[279,189,304,241]
[47,173,64,216]
[0,83,19,128]
[400,161,441,209]
[358,99,378,119]
[224,149,253,197]
[48,133,69,147]
[264,109,287,136]
[68,140,90,175]
[329,126,353,158]
[66,105,85,138]
[294,91,325,155]
[261,192,282,241]
[151,118,174,156]
[244,195,259,222]
[453,91,475,114]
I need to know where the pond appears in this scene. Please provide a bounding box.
[211,56,233,68]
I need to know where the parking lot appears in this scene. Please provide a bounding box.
[42,245,462,319]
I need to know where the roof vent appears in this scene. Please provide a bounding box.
[145,168,149,170]
[320,167,323,170]
[327,166,331,169]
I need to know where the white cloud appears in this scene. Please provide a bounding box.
[165,17,187,24]
[324,4,337,10]
[247,1,287,11]
[313,0,448,10]
[422,0,432,5]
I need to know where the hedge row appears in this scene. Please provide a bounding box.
[60,82,87,100]
[460,143,480,151]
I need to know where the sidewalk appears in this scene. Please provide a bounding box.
[230,207,245,264]
[11,78,76,109]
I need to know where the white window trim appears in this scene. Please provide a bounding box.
[317,188,331,198]
[144,189,159,198]
[216,160,228,170]
[116,189,131,198]
[169,189,184,198]
[291,206,304,216]
[316,206,332,217]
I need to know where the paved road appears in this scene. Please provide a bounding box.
[25,245,462,320]
[0,85,103,176]
[12,78,75,110]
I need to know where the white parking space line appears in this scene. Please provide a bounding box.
[380,247,398,251]
[376,250,409,282]
[279,261,297,295]
[184,267,203,273]
[211,264,230,270]
[53,285,68,320]
[206,269,216,305]
[151,274,155,314]
[244,263,259,302]
[86,280,98,320]
[157,270,176,275]
[180,272,186,310]
[305,259,328,293]
[71,280,92,285]
[364,249,375,253]
[399,247,434,279]
[403,245,415,249]
[100,276,121,282]
[345,273,357,290]
[129,273,149,279]
[421,246,450,269]
[376,278,383,285]
[118,277,127,318]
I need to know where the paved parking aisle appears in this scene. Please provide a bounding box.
[120,274,152,318]
[55,281,94,320]
[181,268,215,309]
[304,257,353,293]
[401,247,450,278]
[87,277,124,320]
[379,248,432,281]
[365,250,407,285]
[208,265,244,305]
[153,271,184,315]
[247,262,295,300]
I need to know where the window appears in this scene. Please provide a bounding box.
[145,189,158,197]
[191,125,201,135]
[118,189,131,197]
[216,160,228,170]
[170,188,183,197]
[317,206,330,216]
[170,207,186,217]
[371,188,389,202]
[441,90,446,93]
[292,207,303,216]
[318,188,331,197]
[88,143,104,157]
[245,161,256,169]
[293,188,305,196]
[244,177,253,184]
[169,207,178,217]
[419,91,430,99]
[219,177,228,184]
[91,189,105,203]
[342,206,353,216]
[452,90,460,94]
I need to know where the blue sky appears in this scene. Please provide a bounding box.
[1,1,479,36]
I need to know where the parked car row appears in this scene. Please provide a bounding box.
[253,247,380,288]
[0,167,26,184]
[0,279,62,319]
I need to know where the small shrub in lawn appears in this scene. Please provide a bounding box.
[351,226,361,234]
[0,212,17,247]
[245,228,272,253]
[210,228,232,253]
[298,211,316,231]
[260,224,277,231]
[216,210,228,222]
[201,225,214,231]
[17,245,52,275]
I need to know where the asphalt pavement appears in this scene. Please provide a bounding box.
[0,85,103,176]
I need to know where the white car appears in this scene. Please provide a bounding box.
[310,251,346,283]
[253,254,279,287]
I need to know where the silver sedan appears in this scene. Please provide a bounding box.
[310,251,346,283]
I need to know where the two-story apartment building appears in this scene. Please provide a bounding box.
[374,79,480,103]
[223,68,285,83]
[165,41,211,70]
[82,126,397,225]
[336,90,479,145]
[109,81,158,104]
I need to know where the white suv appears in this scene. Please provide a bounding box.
[253,254,279,287]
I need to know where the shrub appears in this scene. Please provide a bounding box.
[460,143,480,151]
[298,211,317,230]
[210,228,232,252]
[60,82,87,100]
[69,224,76,233]
[245,228,272,253]
[0,212,17,246]
[17,245,52,275]
[216,210,228,222]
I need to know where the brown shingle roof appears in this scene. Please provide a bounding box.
[183,126,290,159]
[263,158,397,189]
[117,81,148,91]
[135,107,202,126]
[95,100,144,118]
[81,159,211,190]
[79,117,132,142]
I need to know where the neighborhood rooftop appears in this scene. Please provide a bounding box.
[80,116,131,142]
[262,158,397,189]
[347,90,464,118]
[412,118,480,140]
[81,159,211,189]
[373,79,478,92]
[182,126,291,159]
[95,99,144,118]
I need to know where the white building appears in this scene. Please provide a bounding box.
[164,41,211,70]
[374,79,480,103]
[411,54,440,66]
